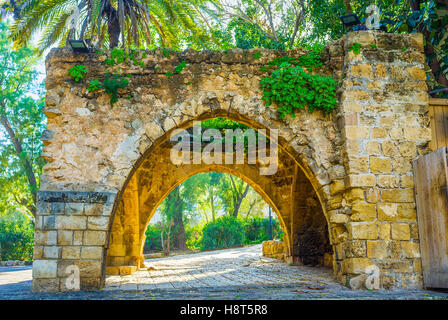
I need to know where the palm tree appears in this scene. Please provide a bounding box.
[9,0,220,52]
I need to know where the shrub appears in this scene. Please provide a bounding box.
[0,215,34,261]
[185,224,203,251]
[244,216,284,244]
[144,224,163,251]
[200,216,245,250]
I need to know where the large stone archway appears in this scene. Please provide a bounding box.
[105,113,333,276]
[33,31,431,292]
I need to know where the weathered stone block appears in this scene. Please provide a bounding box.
[350,203,377,221]
[83,231,107,246]
[35,230,57,246]
[367,241,388,259]
[32,279,59,292]
[381,189,414,203]
[398,204,417,221]
[79,260,102,277]
[57,230,73,245]
[44,246,60,259]
[391,223,411,240]
[65,202,85,215]
[87,216,109,230]
[377,203,398,221]
[346,174,376,188]
[61,246,81,259]
[370,157,392,173]
[81,246,104,260]
[33,260,58,279]
[401,241,421,258]
[379,223,391,240]
[341,258,373,274]
[348,222,378,240]
[345,126,369,140]
[55,216,87,230]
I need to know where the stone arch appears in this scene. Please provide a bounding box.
[105,111,337,278]
[34,31,430,291]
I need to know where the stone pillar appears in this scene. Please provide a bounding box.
[338,31,429,289]
[32,191,115,292]
[105,176,142,275]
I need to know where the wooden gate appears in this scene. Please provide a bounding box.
[413,147,448,288]
[429,98,448,151]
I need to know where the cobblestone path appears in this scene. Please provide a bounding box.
[0,245,447,300]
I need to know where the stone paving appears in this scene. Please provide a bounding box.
[0,245,447,300]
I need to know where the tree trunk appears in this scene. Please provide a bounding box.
[104,1,121,49]
[172,187,186,250]
[232,183,250,217]
[0,113,37,217]
[409,0,448,89]
[344,0,353,14]
[210,186,216,222]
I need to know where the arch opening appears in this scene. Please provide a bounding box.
[104,115,334,283]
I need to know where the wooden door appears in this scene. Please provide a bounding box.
[413,147,448,288]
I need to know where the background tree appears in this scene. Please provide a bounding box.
[5,0,221,51]
[0,21,45,219]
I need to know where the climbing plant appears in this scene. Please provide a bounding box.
[69,47,192,106]
[260,50,338,118]
[68,65,88,82]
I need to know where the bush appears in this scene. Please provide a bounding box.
[185,224,203,251]
[244,216,284,244]
[0,215,34,261]
[146,215,285,252]
[144,224,163,251]
[200,216,245,250]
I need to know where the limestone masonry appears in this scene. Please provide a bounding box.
[33,30,430,291]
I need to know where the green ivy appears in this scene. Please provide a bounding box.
[162,48,171,58]
[103,73,129,105]
[175,60,187,74]
[68,64,88,82]
[253,51,263,60]
[348,43,362,55]
[260,51,337,118]
[88,79,103,92]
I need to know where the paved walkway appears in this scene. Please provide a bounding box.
[0,245,448,299]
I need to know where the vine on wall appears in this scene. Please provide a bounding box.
[259,50,338,118]
[68,48,338,116]
[68,47,191,106]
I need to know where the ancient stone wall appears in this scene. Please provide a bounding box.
[33,30,430,292]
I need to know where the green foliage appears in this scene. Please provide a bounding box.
[10,0,221,52]
[105,48,127,66]
[175,60,187,74]
[348,43,362,55]
[260,52,338,118]
[68,65,88,82]
[88,79,103,92]
[162,48,171,58]
[0,215,34,261]
[200,216,246,250]
[243,216,284,244]
[102,73,130,105]
[253,52,263,60]
[185,224,203,250]
[0,21,45,218]
[144,224,165,251]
